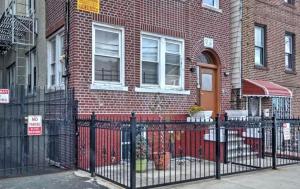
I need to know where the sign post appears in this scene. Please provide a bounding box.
[0,89,9,104]
[28,115,43,136]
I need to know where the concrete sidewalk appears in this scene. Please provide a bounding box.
[160,165,300,189]
[0,171,108,189]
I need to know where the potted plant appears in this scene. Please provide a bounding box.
[188,105,212,119]
[136,134,148,172]
[153,131,171,170]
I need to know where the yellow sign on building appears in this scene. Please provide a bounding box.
[77,0,100,14]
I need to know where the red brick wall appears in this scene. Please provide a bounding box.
[47,0,232,117]
[242,0,300,116]
[45,0,66,37]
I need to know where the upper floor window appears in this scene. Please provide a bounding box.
[285,33,295,71]
[26,50,37,94]
[203,0,219,9]
[141,33,184,90]
[255,25,266,66]
[284,0,295,5]
[47,29,65,89]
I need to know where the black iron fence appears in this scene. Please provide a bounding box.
[0,86,77,178]
[77,113,300,189]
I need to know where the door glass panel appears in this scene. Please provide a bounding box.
[248,97,260,117]
[202,73,213,91]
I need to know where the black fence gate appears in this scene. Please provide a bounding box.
[77,113,300,189]
[0,86,77,178]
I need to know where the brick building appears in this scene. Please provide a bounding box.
[46,0,232,119]
[0,0,47,91]
[231,0,300,118]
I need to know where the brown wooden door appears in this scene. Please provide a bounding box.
[200,67,218,117]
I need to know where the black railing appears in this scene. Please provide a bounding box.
[77,113,300,189]
[0,86,77,178]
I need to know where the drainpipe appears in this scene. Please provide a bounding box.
[64,0,70,89]
[239,0,244,102]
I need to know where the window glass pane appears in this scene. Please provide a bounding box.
[95,55,120,82]
[255,47,263,65]
[285,54,290,68]
[166,43,180,54]
[166,53,180,65]
[51,39,56,63]
[142,61,158,85]
[60,35,65,56]
[166,65,180,86]
[95,30,119,57]
[248,98,260,117]
[201,73,213,91]
[285,35,292,54]
[203,0,215,6]
[142,38,158,62]
[255,27,264,47]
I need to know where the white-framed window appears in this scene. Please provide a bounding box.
[285,33,295,71]
[91,23,127,91]
[139,33,186,93]
[203,0,219,9]
[26,50,37,94]
[255,25,266,66]
[47,29,65,89]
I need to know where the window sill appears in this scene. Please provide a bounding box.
[135,87,190,95]
[202,4,222,13]
[47,85,66,93]
[285,69,297,75]
[254,65,269,71]
[90,83,128,91]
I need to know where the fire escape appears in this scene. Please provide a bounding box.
[0,0,35,55]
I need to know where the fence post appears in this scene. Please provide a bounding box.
[215,114,221,179]
[224,113,228,164]
[261,114,265,159]
[130,112,137,189]
[272,115,277,170]
[90,112,96,177]
[74,100,79,168]
[19,86,27,170]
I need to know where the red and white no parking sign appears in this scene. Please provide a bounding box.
[28,115,43,136]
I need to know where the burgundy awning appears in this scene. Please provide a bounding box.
[243,79,292,97]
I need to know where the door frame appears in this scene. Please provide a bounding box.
[196,50,221,115]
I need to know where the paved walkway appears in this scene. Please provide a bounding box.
[160,165,300,189]
[0,171,107,189]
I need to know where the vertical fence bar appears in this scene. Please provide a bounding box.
[90,112,96,177]
[261,114,265,159]
[224,113,228,164]
[74,100,79,168]
[272,115,277,170]
[130,112,136,189]
[215,114,221,179]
